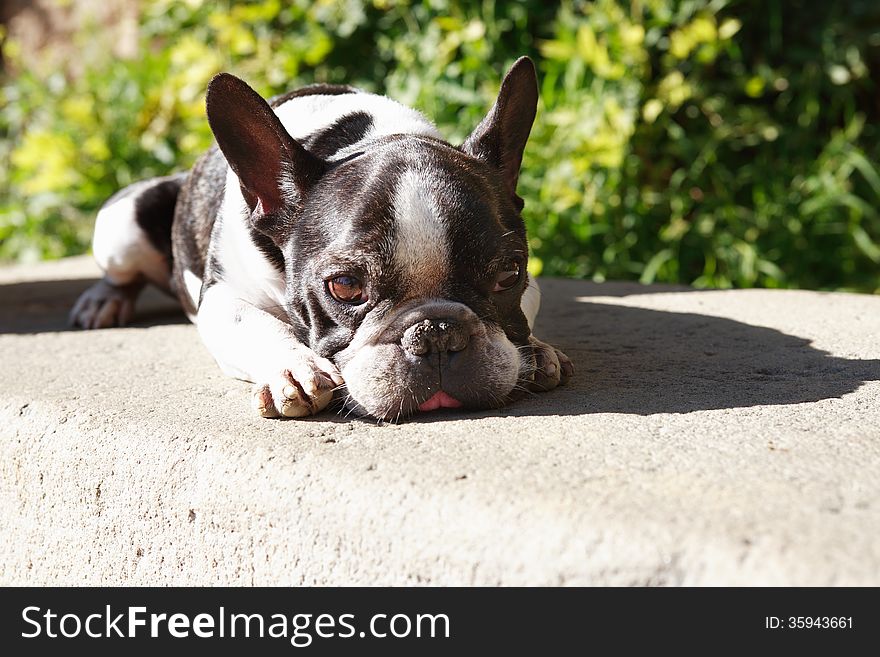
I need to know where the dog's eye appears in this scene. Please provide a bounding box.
[327,275,366,304]
[492,263,522,292]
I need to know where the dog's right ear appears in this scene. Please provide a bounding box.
[206,73,324,239]
[461,57,538,211]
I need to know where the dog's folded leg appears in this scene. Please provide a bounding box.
[197,283,344,418]
[70,173,185,329]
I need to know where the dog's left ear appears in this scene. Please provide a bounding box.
[461,57,538,210]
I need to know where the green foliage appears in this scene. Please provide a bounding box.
[2,0,879,292]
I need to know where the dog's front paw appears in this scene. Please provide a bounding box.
[527,336,574,392]
[250,349,344,418]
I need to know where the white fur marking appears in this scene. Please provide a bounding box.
[92,196,169,287]
[521,275,541,330]
[393,169,449,286]
[198,283,306,382]
[183,270,202,309]
[274,93,441,160]
[211,171,287,314]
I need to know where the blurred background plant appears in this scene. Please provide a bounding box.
[1,0,879,291]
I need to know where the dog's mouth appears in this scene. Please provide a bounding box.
[335,383,512,421]
[334,322,523,420]
[417,390,463,412]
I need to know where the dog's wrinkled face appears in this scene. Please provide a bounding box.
[205,58,539,419]
[284,136,533,419]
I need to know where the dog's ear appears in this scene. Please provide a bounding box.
[206,73,325,239]
[461,57,538,210]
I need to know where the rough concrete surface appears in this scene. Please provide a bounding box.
[1,256,878,586]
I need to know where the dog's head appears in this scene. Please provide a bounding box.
[206,58,539,419]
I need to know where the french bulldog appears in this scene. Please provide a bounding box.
[70,56,573,420]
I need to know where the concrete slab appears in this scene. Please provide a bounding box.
[1,256,878,585]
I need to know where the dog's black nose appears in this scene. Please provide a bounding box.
[402,319,469,356]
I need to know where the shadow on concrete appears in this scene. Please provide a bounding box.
[0,278,186,334]
[511,301,880,416]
